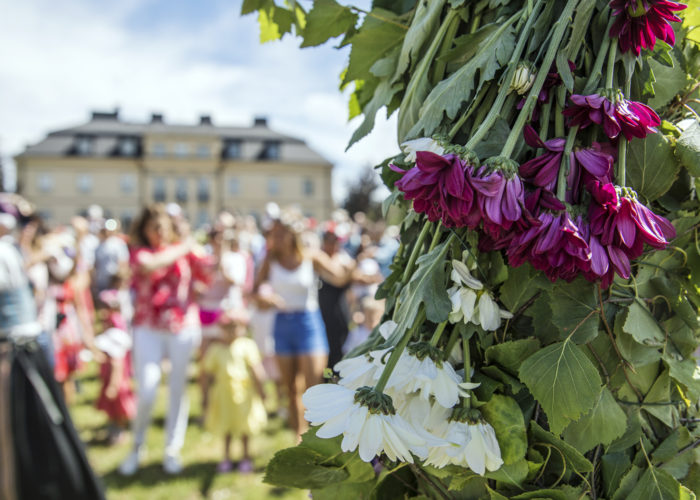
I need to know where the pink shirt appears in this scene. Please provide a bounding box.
[130,246,211,333]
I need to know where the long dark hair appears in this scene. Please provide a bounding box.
[129,203,170,248]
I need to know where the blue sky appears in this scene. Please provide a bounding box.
[0,0,396,200]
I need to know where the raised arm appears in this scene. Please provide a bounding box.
[133,239,193,273]
[311,249,355,288]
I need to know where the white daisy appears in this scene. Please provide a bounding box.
[302,384,430,463]
[401,137,445,163]
[426,418,503,474]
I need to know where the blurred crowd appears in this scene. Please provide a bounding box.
[0,194,399,482]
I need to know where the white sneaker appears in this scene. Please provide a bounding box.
[119,449,142,476]
[163,454,183,475]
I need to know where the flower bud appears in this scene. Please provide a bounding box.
[510,63,536,95]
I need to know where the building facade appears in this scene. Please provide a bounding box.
[15,110,334,227]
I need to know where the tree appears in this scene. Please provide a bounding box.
[342,165,381,220]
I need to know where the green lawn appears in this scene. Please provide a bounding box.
[69,363,307,500]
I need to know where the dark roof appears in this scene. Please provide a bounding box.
[18,111,331,165]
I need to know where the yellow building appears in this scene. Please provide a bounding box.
[15,110,334,227]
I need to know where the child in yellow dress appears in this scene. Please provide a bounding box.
[202,308,267,473]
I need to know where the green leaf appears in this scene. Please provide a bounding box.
[384,239,451,345]
[264,446,349,489]
[440,24,499,65]
[301,0,358,47]
[665,355,700,401]
[612,465,643,500]
[409,15,517,137]
[647,52,690,109]
[643,369,675,427]
[241,0,272,15]
[623,301,666,347]
[485,339,541,376]
[486,485,510,500]
[627,466,696,500]
[258,8,282,42]
[519,339,602,434]
[602,453,632,499]
[627,132,680,203]
[675,121,700,177]
[512,490,569,500]
[549,279,600,344]
[524,293,559,344]
[499,264,548,312]
[484,459,529,488]
[561,387,627,453]
[614,309,662,367]
[392,0,445,80]
[344,8,406,84]
[609,409,644,453]
[481,394,528,465]
[347,78,403,148]
[482,365,524,394]
[530,422,594,474]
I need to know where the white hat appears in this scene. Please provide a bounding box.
[95,328,132,358]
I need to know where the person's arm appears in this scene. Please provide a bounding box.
[133,240,193,273]
[105,356,123,400]
[248,361,267,402]
[221,253,247,286]
[312,250,355,287]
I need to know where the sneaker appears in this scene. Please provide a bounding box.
[119,449,142,476]
[216,460,233,473]
[163,454,183,475]
[238,459,253,474]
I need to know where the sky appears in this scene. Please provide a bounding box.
[0,0,399,201]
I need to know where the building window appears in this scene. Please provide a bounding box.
[119,137,138,157]
[120,174,136,194]
[197,177,210,203]
[196,144,210,158]
[224,141,241,159]
[303,178,314,196]
[267,177,280,196]
[153,176,166,202]
[176,177,188,202]
[121,211,134,230]
[174,143,189,157]
[228,177,240,195]
[197,210,209,228]
[76,174,93,193]
[75,136,93,156]
[152,143,166,157]
[260,141,280,160]
[38,173,54,193]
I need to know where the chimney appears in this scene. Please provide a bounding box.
[199,115,213,126]
[150,113,164,124]
[253,116,268,127]
[91,109,119,121]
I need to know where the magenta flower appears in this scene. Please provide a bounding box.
[566,144,615,203]
[519,126,565,191]
[563,93,660,141]
[517,61,576,122]
[587,181,676,261]
[391,152,474,227]
[610,0,686,56]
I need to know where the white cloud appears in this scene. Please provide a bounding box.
[0,0,399,200]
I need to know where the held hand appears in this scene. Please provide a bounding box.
[105,385,118,399]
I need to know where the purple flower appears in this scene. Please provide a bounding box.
[563,93,660,141]
[391,152,475,227]
[610,0,686,56]
[519,126,565,191]
[566,144,615,203]
[517,61,576,122]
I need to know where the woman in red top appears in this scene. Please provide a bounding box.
[119,204,210,476]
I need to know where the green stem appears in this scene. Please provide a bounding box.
[555,89,566,138]
[500,0,579,158]
[605,37,618,89]
[557,124,579,200]
[428,222,443,252]
[402,220,431,282]
[444,326,460,360]
[617,79,632,186]
[375,309,425,394]
[583,19,614,94]
[539,97,554,143]
[431,12,462,84]
[448,85,490,139]
[470,13,482,34]
[462,336,472,409]
[429,321,448,347]
[464,4,539,150]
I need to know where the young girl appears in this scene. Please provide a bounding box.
[94,327,135,444]
[202,309,267,473]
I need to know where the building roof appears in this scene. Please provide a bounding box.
[17,111,331,165]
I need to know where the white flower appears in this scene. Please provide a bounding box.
[378,320,397,340]
[302,384,429,463]
[476,293,514,331]
[449,285,477,324]
[396,393,451,433]
[334,349,391,390]
[451,260,483,290]
[401,137,445,163]
[509,62,536,95]
[426,419,503,474]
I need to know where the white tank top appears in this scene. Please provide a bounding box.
[268,258,318,312]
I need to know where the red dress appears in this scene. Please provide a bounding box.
[52,282,83,383]
[96,352,135,421]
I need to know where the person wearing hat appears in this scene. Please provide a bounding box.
[0,199,104,500]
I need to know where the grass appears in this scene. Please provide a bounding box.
[69,362,307,500]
